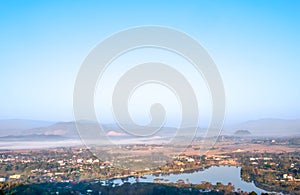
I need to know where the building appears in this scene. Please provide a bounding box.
[0,178,6,182]
[9,174,21,179]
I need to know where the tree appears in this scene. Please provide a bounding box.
[249,191,257,195]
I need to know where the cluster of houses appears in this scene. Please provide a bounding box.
[0,148,113,183]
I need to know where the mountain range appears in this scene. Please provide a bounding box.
[0,118,299,141]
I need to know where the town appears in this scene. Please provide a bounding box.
[0,136,299,194]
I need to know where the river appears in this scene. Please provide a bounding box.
[103,166,274,193]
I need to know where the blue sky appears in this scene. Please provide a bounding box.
[0,1,300,124]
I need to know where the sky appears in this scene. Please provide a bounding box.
[0,0,300,125]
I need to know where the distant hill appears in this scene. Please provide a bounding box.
[0,119,55,136]
[21,121,123,139]
[233,130,251,136]
[22,121,79,137]
[225,118,300,136]
[22,122,179,139]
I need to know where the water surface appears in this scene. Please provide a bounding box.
[108,166,272,193]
